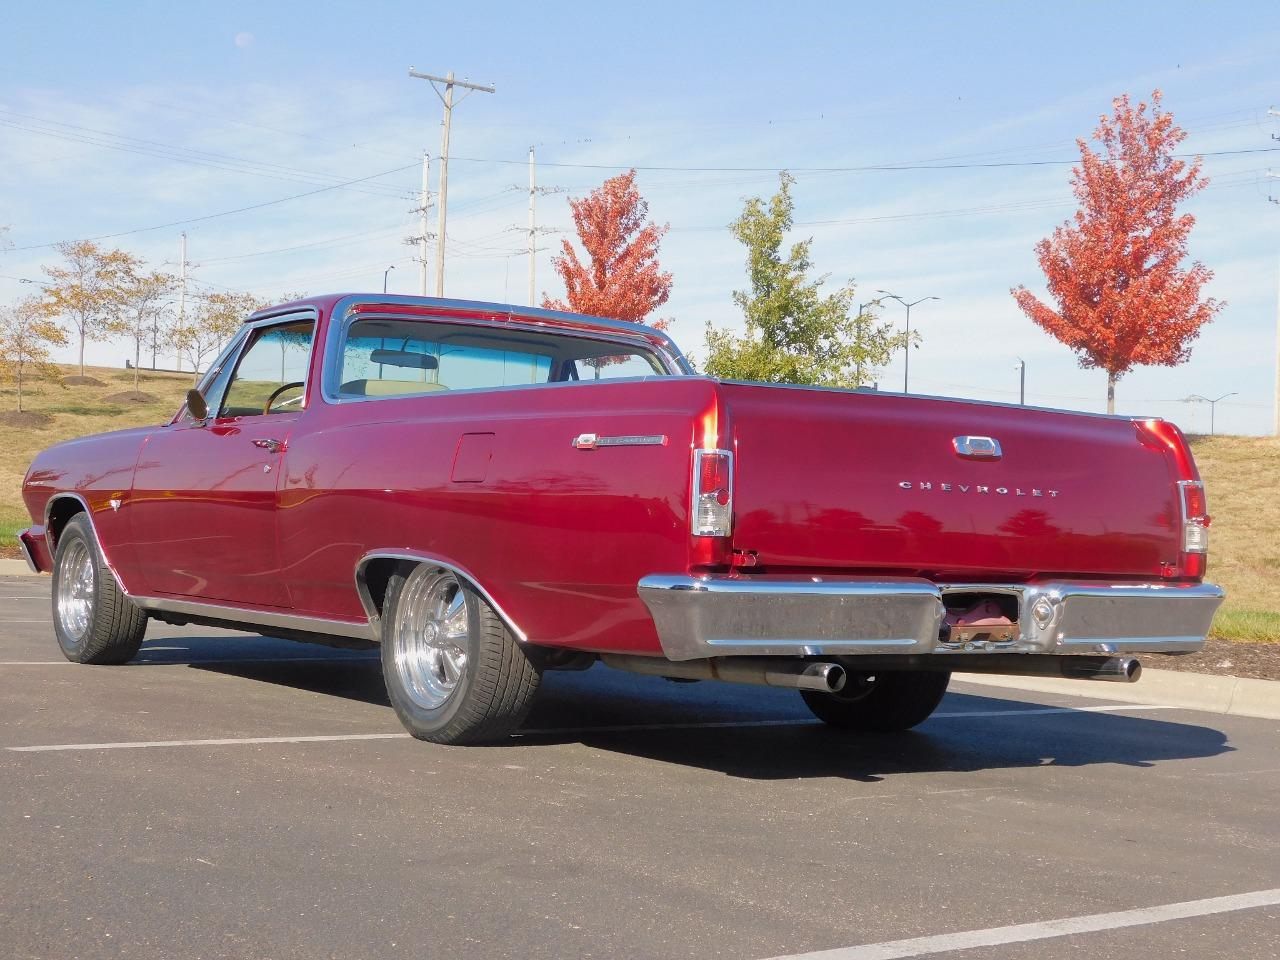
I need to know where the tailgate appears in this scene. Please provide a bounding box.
[721,383,1183,579]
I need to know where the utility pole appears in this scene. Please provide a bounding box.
[528,146,537,306]
[409,68,495,297]
[418,151,431,295]
[1268,154,1279,434]
[176,232,187,372]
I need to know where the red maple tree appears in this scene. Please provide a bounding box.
[1012,91,1222,412]
[544,169,672,330]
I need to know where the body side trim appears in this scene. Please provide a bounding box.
[354,549,528,643]
[132,595,374,641]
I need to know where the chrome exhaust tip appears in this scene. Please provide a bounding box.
[1063,656,1142,683]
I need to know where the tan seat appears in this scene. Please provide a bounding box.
[340,379,450,398]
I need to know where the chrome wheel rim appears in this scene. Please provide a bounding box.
[56,538,96,643]
[392,569,469,710]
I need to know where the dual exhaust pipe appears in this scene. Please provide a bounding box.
[601,653,1142,691]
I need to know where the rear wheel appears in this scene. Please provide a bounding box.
[801,670,950,732]
[52,514,147,665]
[380,564,541,745]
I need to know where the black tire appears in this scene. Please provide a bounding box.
[51,514,147,665]
[380,564,541,745]
[800,670,951,732]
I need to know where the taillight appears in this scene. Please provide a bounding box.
[1179,480,1210,554]
[692,449,733,537]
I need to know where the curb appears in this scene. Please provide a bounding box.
[0,559,38,576]
[957,668,1280,722]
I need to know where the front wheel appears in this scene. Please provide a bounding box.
[52,514,147,665]
[380,564,541,745]
[801,670,950,732]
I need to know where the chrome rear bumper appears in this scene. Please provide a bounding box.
[637,575,1224,661]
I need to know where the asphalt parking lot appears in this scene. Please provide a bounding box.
[1,573,1277,960]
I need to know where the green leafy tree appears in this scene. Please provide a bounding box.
[704,173,912,387]
[0,296,69,411]
[42,240,140,378]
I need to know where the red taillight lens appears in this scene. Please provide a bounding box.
[692,450,733,537]
[1179,480,1209,554]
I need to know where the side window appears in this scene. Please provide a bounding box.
[220,320,315,418]
[573,353,663,380]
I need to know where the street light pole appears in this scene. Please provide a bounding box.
[1015,358,1026,405]
[1184,392,1237,435]
[856,294,895,387]
[882,293,939,394]
[383,265,396,293]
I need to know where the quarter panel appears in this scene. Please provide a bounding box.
[277,379,716,654]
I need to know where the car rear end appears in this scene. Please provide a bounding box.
[633,382,1223,685]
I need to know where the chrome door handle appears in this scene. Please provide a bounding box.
[251,438,285,454]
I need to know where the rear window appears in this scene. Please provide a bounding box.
[334,317,667,399]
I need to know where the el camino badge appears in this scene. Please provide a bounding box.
[572,433,668,450]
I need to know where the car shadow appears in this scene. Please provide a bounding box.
[148,635,1237,782]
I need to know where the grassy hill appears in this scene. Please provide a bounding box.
[2,368,1276,642]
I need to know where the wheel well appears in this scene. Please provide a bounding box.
[46,496,87,548]
[356,555,527,643]
[358,557,407,620]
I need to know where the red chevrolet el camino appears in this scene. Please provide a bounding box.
[18,294,1224,744]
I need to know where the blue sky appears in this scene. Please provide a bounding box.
[2,0,1279,432]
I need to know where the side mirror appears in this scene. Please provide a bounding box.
[186,388,209,421]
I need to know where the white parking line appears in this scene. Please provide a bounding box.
[763,887,1280,960]
[8,733,410,752]
[0,659,374,666]
[5,703,1178,752]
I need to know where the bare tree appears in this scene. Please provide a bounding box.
[168,290,260,384]
[116,268,176,390]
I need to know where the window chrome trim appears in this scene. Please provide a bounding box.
[319,294,691,405]
[174,309,320,424]
[216,310,320,419]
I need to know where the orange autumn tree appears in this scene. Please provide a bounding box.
[1012,91,1221,412]
[544,170,672,372]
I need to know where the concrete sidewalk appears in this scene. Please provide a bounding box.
[958,666,1280,721]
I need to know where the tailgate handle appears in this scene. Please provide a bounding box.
[953,436,1002,460]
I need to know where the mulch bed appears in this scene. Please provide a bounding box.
[0,410,53,428]
[102,390,157,403]
[1148,639,1280,681]
[61,375,104,387]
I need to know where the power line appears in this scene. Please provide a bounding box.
[7,162,420,251]
[0,110,415,200]
[443,146,1280,174]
